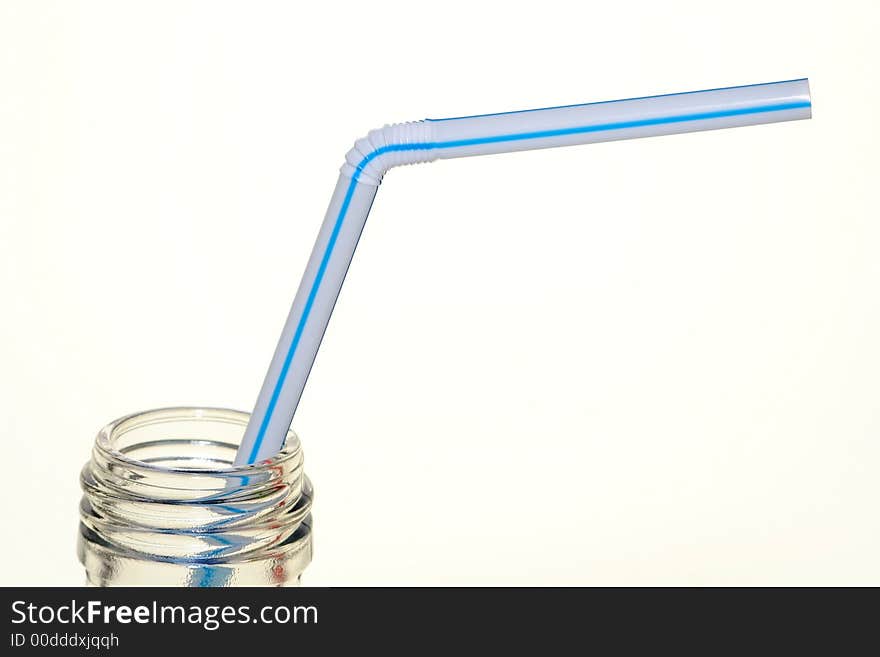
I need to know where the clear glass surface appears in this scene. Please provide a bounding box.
[78,407,313,586]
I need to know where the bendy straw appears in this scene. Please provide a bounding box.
[235,78,812,465]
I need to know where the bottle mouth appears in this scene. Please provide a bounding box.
[79,407,313,572]
[96,406,301,472]
[89,406,304,500]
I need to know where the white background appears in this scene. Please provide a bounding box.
[1,1,878,585]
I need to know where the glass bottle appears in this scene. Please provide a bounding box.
[78,407,312,586]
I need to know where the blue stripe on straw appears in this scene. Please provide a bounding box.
[245,99,810,463]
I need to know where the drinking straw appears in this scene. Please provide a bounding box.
[235,78,811,465]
